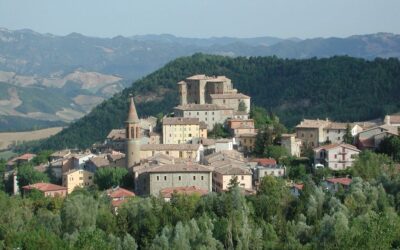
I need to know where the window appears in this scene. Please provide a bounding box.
[337,137,340,140]
[157,176,159,181]
[179,176,182,181]
[88,176,92,180]
[241,176,244,180]
[79,177,83,180]
[166,151,169,155]
[335,154,337,159]
[212,112,214,115]
[164,176,167,181]
[201,176,204,180]
[310,134,313,138]
[193,176,196,180]
[189,133,192,137]
[205,112,208,115]
[223,99,226,104]
[301,133,304,137]
[197,112,199,115]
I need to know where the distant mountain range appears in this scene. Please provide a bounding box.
[1,27,400,131]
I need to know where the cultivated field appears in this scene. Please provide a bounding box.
[0,127,63,150]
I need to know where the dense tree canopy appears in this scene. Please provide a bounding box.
[23,54,400,152]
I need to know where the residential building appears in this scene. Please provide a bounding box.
[106,187,135,210]
[254,164,286,180]
[6,153,36,169]
[215,139,234,152]
[71,153,95,169]
[323,177,352,192]
[22,182,67,197]
[233,111,249,120]
[281,134,302,157]
[314,143,360,170]
[162,117,206,144]
[105,129,126,151]
[356,125,399,150]
[236,133,257,152]
[134,163,213,196]
[227,119,256,136]
[212,162,252,192]
[174,104,234,130]
[149,132,161,144]
[85,156,110,172]
[290,183,304,197]
[140,144,203,162]
[160,186,209,201]
[384,114,400,127]
[62,169,94,194]
[50,150,71,161]
[296,119,359,147]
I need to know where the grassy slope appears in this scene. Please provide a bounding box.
[32,54,400,151]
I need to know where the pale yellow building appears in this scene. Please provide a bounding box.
[62,169,94,194]
[162,117,207,144]
[140,144,204,162]
[212,162,252,192]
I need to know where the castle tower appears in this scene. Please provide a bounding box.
[125,95,141,168]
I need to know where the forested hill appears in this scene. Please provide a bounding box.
[33,54,400,151]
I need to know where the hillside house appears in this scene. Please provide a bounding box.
[314,143,360,170]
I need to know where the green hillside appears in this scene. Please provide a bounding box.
[32,54,400,151]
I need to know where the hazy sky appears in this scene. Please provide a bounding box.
[0,0,399,39]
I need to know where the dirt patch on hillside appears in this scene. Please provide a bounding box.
[0,127,63,150]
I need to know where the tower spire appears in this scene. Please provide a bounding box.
[125,94,141,169]
[127,94,139,123]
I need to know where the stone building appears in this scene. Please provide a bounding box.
[210,93,251,113]
[162,117,207,144]
[174,104,234,130]
[134,163,213,196]
[227,118,256,136]
[281,134,302,157]
[236,133,257,152]
[178,75,235,105]
[296,119,359,148]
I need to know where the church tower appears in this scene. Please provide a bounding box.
[125,95,141,168]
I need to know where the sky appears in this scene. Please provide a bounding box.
[0,0,399,39]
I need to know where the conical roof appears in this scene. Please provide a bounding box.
[126,95,139,123]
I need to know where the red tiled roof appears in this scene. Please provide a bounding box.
[22,182,67,192]
[17,153,36,160]
[293,184,304,190]
[107,187,135,198]
[326,178,352,186]
[252,158,277,166]
[160,186,209,198]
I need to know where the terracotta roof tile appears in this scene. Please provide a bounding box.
[326,177,352,186]
[107,187,135,198]
[22,182,67,192]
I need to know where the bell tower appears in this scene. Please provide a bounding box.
[125,95,141,168]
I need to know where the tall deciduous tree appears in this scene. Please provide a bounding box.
[94,167,129,190]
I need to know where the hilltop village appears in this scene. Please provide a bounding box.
[4,74,400,207]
